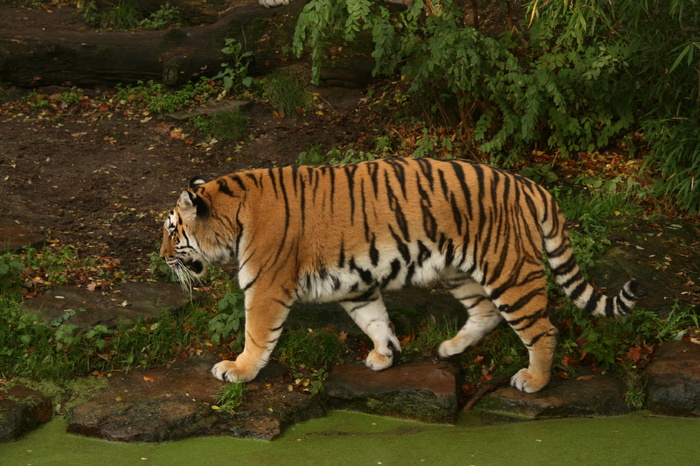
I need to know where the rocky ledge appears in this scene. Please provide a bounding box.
[2,339,699,443]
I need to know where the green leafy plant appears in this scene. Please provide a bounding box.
[0,252,24,291]
[26,91,50,109]
[209,285,246,350]
[296,146,377,165]
[292,0,699,212]
[213,38,254,94]
[76,1,184,30]
[139,2,183,30]
[58,88,84,106]
[113,77,216,115]
[148,251,173,280]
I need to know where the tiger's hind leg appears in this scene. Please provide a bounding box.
[339,289,401,371]
[438,273,503,358]
[491,275,559,393]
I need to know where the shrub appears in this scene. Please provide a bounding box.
[293,0,699,211]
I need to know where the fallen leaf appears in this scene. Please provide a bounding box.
[143,376,155,382]
[576,375,596,381]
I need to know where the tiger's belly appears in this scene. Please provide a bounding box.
[297,250,463,303]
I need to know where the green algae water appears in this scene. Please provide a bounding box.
[2,411,699,465]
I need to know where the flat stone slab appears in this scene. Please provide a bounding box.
[0,383,52,442]
[67,356,325,442]
[0,217,45,252]
[482,372,629,418]
[645,341,700,417]
[325,362,459,424]
[21,282,196,330]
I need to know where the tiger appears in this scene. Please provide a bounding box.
[160,157,644,393]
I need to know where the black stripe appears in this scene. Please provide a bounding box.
[369,234,379,266]
[447,160,473,220]
[568,280,588,303]
[229,175,247,191]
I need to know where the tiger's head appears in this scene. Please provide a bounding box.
[159,176,214,290]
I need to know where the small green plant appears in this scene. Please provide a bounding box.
[76,1,184,30]
[277,327,345,373]
[139,2,183,30]
[0,252,24,291]
[58,88,84,106]
[213,38,254,94]
[148,251,172,280]
[520,164,560,184]
[260,72,313,117]
[192,109,248,141]
[209,284,246,350]
[113,77,216,115]
[214,382,246,413]
[26,91,50,109]
[654,301,699,341]
[296,146,377,165]
[553,184,642,272]
[577,310,671,372]
[623,371,646,410]
[296,145,327,165]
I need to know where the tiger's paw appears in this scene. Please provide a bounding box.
[365,349,394,371]
[437,339,465,358]
[510,368,548,393]
[211,360,257,383]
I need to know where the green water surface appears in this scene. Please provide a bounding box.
[2,411,699,465]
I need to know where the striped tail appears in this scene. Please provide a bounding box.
[543,212,645,317]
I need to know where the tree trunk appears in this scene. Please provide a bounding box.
[0,1,306,88]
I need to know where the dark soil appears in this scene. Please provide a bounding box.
[0,89,368,275]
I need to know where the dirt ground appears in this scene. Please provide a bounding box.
[0,87,371,274]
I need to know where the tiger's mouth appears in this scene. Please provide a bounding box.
[166,257,206,293]
[184,259,204,275]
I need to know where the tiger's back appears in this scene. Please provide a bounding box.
[161,158,643,393]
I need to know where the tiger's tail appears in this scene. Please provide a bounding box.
[543,207,646,317]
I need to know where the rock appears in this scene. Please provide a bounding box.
[481,372,629,418]
[0,217,45,252]
[67,357,224,443]
[21,282,197,330]
[645,341,700,417]
[325,362,459,424]
[67,356,325,442]
[0,383,52,442]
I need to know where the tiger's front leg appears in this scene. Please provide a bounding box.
[211,292,292,383]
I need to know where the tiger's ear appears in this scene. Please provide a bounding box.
[178,190,209,220]
[190,176,206,190]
